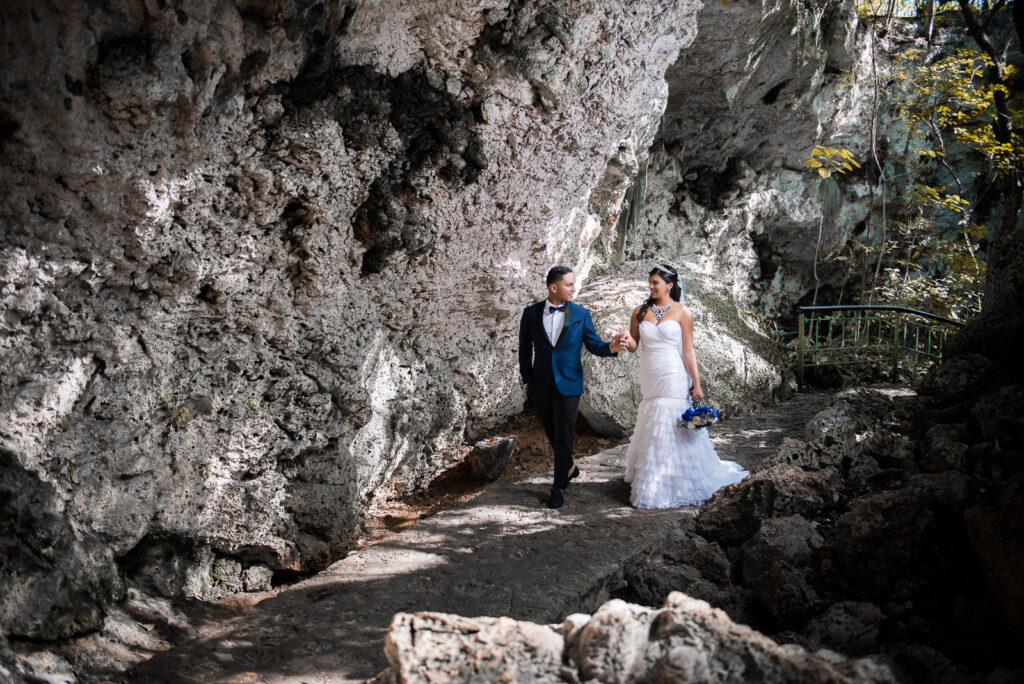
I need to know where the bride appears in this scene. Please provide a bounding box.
[615,265,747,509]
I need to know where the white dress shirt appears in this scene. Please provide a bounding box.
[542,299,566,345]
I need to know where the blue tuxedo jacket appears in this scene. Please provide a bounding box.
[518,300,617,397]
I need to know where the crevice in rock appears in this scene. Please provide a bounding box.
[761,79,790,104]
[0,108,19,147]
[677,158,746,211]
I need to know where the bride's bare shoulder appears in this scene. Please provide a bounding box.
[676,304,693,321]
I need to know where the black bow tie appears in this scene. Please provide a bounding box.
[549,305,565,313]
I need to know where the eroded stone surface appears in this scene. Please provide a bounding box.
[377,593,898,684]
[0,0,704,639]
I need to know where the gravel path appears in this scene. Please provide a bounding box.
[124,391,833,683]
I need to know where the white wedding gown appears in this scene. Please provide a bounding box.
[623,319,747,508]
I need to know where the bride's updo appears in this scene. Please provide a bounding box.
[636,264,682,323]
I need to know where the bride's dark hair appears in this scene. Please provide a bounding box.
[636,264,682,323]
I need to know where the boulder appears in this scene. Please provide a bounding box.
[803,602,885,656]
[466,436,518,482]
[379,613,565,684]
[834,490,938,596]
[740,516,826,626]
[375,593,899,683]
[697,463,841,545]
[964,477,1024,647]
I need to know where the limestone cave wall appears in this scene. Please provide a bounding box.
[0,0,703,638]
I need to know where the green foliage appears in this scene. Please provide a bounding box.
[803,146,861,179]
[805,4,1020,324]
[893,46,1023,176]
[874,218,985,320]
[744,309,796,363]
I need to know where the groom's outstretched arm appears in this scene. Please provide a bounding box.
[518,309,534,384]
[582,310,618,357]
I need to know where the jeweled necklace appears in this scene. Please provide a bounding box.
[651,303,671,320]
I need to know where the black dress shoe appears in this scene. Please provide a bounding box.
[548,488,564,508]
[567,465,581,486]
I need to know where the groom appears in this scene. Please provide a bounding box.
[518,266,625,508]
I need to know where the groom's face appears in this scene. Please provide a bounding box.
[548,272,576,304]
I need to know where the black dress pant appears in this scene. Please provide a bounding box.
[530,384,581,490]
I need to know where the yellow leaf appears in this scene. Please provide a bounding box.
[849,159,861,168]
[842,162,852,171]
[812,147,824,157]
[818,168,831,179]
[808,159,823,168]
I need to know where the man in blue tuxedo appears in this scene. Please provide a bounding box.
[519,266,625,508]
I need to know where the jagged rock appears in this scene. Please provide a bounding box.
[803,602,885,656]
[241,565,274,593]
[576,261,785,435]
[739,516,825,625]
[621,550,744,620]
[834,490,938,596]
[466,436,518,482]
[904,471,971,510]
[920,423,970,473]
[621,0,881,317]
[0,0,704,636]
[696,463,841,546]
[964,477,1024,647]
[376,593,899,683]
[379,613,565,683]
[740,515,824,575]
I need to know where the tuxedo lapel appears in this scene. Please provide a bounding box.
[534,301,552,348]
[554,302,574,347]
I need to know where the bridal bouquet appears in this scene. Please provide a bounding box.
[679,398,720,431]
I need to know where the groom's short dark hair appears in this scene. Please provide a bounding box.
[546,266,572,286]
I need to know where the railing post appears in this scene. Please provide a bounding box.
[797,312,805,389]
[891,312,901,376]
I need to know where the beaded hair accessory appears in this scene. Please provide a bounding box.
[652,259,683,279]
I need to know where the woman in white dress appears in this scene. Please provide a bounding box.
[617,265,747,509]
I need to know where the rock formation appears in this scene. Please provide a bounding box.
[621,0,879,316]
[1,0,709,640]
[369,383,1024,682]
[4,0,1015,677]
[373,593,897,683]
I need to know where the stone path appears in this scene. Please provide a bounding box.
[125,391,833,683]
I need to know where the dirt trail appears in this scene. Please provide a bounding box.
[123,391,833,683]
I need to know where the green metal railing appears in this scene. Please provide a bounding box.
[796,305,965,387]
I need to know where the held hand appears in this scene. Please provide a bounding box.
[611,332,632,353]
[690,386,705,402]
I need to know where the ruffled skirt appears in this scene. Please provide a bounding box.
[623,396,747,509]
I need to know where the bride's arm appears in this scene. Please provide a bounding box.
[625,306,641,352]
[679,307,704,400]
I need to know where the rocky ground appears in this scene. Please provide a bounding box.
[372,382,1024,683]
[7,382,1024,683]
[3,391,831,683]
